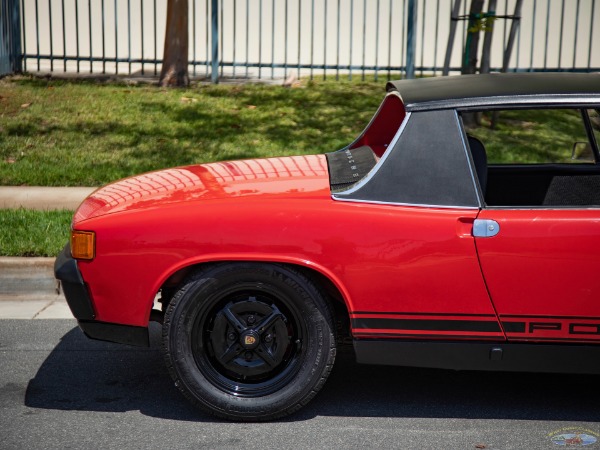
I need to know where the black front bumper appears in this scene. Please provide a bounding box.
[54,244,149,347]
[54,244,96,320]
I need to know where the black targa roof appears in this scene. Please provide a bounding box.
[387,73,600,112]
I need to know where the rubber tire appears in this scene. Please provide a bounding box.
[162,262,336,421]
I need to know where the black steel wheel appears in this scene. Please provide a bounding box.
[162,263,336,421]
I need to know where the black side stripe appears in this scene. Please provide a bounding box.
[501,314,600,320]
[502,337,600,343]
[353,333,502,340]
[502,321,526,333]
[352,318,501,333]
[352,311,496,317]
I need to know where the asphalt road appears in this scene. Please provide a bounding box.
[1,319,599,450]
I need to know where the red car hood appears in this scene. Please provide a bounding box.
[73,155,331,223]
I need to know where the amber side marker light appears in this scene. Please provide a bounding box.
[71,231,95,260]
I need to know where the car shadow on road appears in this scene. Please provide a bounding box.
[305,347,600,423]
[25,324,600,423]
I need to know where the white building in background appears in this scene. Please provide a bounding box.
[18,0,600,78]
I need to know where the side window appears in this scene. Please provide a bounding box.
[463,108,600,208]
[466,109,595,164]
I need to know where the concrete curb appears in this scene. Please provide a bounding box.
[0,257,58,295]
[0,257,71,319]
[0,186,97,210]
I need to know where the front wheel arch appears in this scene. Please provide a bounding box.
[162,262,337,421]
[157,260,351,331]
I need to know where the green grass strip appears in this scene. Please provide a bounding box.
[0,209,72,257]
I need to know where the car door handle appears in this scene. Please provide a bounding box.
[473,219,500,238]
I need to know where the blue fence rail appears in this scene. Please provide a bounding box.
[2,0,599,80]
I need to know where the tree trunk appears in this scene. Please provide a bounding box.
[462,0,485,75]
[462,0,485,128]
[479,0,497,74]
[159,0,189,87]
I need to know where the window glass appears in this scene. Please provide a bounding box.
[464,108,600,208]
[465,109,593,164]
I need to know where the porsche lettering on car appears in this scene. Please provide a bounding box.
[55,73,600,421]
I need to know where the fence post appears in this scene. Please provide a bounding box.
[405,0,417,79]
[211,0,219,83]
[9,0,22,73]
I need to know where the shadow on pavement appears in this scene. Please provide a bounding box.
[25,324,600,423]
[24,323,211,422]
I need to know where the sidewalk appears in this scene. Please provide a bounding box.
[0,257,71,319]
[0,186,96,319]
[0,186,96,210]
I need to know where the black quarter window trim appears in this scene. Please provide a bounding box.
[333,110,481,209]
[455,111,484,208]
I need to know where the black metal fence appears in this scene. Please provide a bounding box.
[2,0,599,80]
[0,0,21,76]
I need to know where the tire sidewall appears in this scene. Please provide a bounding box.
[164,263,334,419]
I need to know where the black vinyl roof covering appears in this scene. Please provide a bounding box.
[386,73,600,111]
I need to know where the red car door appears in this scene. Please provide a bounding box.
[475,208,600,343]
[334,205,504,342]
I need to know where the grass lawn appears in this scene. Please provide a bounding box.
[0,209,72,257]
[0,76,384,186]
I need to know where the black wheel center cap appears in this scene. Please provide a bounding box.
[240,330,260,350]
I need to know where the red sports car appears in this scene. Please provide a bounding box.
[55,73,600,421]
